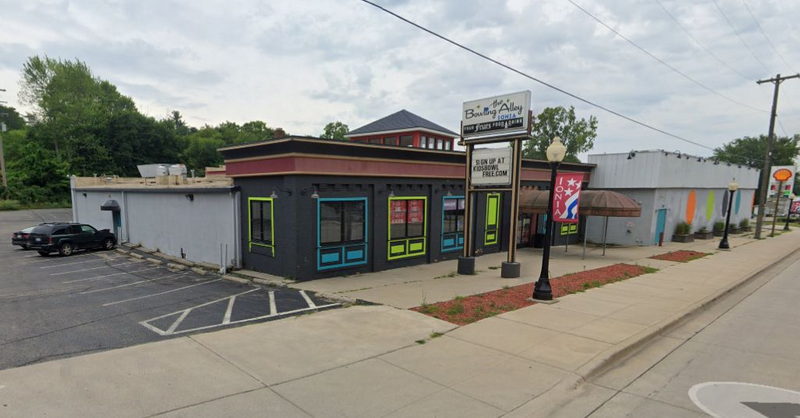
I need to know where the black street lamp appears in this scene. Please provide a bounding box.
[784,193,795,231]
[719,181,738,250]
[533,137,566,301]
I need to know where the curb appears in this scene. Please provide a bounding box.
[527,238,800,415]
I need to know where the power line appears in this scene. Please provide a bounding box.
[567,0,767,114]
[653,0,751,82]
[710,0,772,74]
[359,0,723,153]
[741,0,795,73]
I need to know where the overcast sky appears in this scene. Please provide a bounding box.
[1,0,798,157]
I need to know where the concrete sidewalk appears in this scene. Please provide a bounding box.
[292,234,756,308]
[0,231,797,417]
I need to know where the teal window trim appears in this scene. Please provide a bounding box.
[248,197,275,257]
[317,197,368,271]
[441,195,465,252]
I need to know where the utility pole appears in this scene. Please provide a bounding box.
[0,88,7,199]
[754,73,800,239]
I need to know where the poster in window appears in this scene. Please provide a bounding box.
[458,198,466,210]
[408,200,424,223]
[444,199,457,211]
[390,200,407,224]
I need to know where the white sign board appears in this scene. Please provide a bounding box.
[471,147,512,186]
[462,90,531,141]
[768,165,796,197]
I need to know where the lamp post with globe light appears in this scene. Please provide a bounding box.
[719,181,738,250]
[532,137,566,301]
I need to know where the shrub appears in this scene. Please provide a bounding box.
[739,218,750,229]
[0,200,21,211]
[713,221,725,234]
[697,226,708,233]
[675,222,691,235]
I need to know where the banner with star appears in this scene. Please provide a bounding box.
[552,173,583,224]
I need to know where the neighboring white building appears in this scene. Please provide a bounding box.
[586,150,759,246]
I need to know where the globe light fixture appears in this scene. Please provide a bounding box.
[533,137,566,301]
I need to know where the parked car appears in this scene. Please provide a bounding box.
[28,223,116,256]
[11,226,37,249]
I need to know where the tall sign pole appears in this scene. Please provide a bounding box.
[754,73,799,239]
[458,90,531,278]
[0,122,7,199]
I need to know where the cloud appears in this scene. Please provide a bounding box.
[0,0,797,154]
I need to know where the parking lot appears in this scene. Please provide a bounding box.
[0,209,338,370]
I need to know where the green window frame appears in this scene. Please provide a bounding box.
[388,196,427,260]
[485,193,500,245]
[248,197,275,257]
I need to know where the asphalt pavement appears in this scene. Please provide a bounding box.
[0,209,337,370]
[551,247,800,417]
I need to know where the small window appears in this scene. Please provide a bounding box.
[80,225,96,233]
[445,140,453,151]
[399,135,413,147]
[436,138,444,150]
[420,136,427,148]
[68,225,82,234]
[369,138,383,144]
[384,136,399,146]
[249,199,273,247]
[54,228,68,235]
[443,198,465,233]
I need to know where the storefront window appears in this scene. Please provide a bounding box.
[400,135,413,147]
[320,200,365,244]
[317,198,368,271]
[388,197,427,260]
[249,197,275,256]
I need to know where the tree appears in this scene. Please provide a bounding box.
[713,135,799,167]
[0,105,26,130]
[522,106,598,163]
[321,121,349,140]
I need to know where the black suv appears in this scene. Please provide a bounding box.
[28,223,117,257]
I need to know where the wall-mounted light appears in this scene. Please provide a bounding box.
[310,189,319,199]
[388,189,395,198]
[627,151,636,160]
[446,190,453,197]
[185,193,194,202]
[82,193,87,198]
[270,190,278,199]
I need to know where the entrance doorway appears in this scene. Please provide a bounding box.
[654,209,667,245]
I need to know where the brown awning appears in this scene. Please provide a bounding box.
[519,189,641,217]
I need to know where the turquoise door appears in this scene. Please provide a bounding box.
[654,209,667,245]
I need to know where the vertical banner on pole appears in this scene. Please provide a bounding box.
[552,173,583,224]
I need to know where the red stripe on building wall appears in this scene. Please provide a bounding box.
[225,155,590,182]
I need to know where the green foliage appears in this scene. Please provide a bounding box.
[523,106,598,163]
[7,55,283,203]
[0,200,21,211]
[675,222,692,235]
[0,105,26,130]
[713,135,799,167]
[321,121,349,140]
[445,303,465,316]
[713,221,725,233]
[739,218,750,229]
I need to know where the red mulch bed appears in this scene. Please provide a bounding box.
[649,250,709,263]
[411,263,654,326]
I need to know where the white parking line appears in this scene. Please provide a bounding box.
[62,266,160,283]
[49,260,145,276]
[140,288,260,335]
[268,290,277,315]
[102,279,223,307]
[299,290,317,308]
[143,302,340,336]
[79,272,187,294]
[223,296,236,324]
[40,257,117,269]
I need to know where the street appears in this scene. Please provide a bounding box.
[0,209,337,370]
[557,247,800,417]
